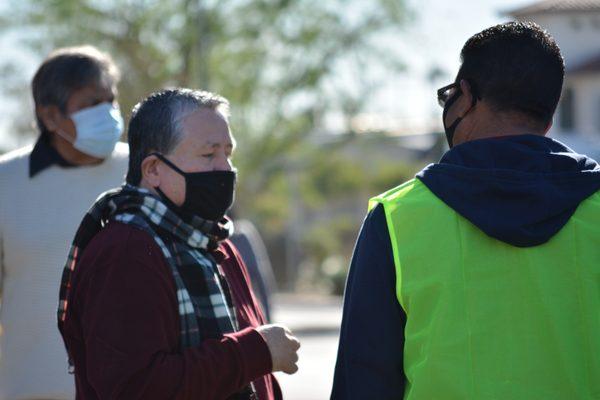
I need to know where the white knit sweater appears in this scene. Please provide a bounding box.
[0,142,129,400]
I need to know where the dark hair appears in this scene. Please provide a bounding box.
[126,88,230,185]
[32,45,120,135]
[457,21,564,127]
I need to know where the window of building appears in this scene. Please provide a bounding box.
[559,87,575,132]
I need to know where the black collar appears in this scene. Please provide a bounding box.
[29,134,76,178]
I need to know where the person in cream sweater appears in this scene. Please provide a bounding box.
[0,45,128,400]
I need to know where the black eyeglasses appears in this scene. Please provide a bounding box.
[437,82,460,108]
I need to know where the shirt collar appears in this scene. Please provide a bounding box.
[29,134,75,178]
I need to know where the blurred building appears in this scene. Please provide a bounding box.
[508,0,600,159]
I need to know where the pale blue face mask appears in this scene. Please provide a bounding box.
[67,102,124,158]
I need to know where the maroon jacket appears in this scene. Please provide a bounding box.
[60,221,282,400]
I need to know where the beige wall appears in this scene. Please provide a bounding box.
[513,11,600,141]
[515,12,600,68]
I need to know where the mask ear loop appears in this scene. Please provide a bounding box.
[148,152,187,209]
[150,152,186,176]
[148,152,185,212]
[444,82,479,148]
[54,128,76,144]
[462,94,478,118]
[463,79,478,115]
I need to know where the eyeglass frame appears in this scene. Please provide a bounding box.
[437,82,460,108]
[437,80,480,108]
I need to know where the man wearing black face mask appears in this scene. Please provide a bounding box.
[57,88,300,400]
[332,22,600,399]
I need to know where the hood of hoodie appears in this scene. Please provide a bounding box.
[416,134,600,247]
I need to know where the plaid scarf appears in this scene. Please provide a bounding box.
[58,185,256,399]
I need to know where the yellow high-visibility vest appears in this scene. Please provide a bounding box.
[370,179,600,400]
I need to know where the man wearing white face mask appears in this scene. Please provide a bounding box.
[0,46,128,399]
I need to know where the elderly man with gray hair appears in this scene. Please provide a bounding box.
[57,88,299,400]
[0,45,127,399]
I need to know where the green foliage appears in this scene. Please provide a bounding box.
[3,0,407,128]
[292,137,426,294]
[2,0,416,291]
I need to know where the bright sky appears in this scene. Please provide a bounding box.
[0,0,533,150]
[362,0,533,133]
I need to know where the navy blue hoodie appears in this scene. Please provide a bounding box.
[331,134,600,399]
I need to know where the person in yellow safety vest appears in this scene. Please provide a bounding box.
[331,21,600,400]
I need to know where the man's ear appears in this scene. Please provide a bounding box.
[456,79,476,118]
[141,154,161,188]
[36,105,63,134]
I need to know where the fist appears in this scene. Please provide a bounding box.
[256,324,301,374]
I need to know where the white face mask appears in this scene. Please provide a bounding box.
[58,102,124,158]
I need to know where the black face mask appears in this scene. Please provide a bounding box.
[442,88,464,148]
[442,84,477,148]
[152,153,236,222]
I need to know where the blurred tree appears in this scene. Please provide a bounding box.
[3,0,407,136]
[2,0,415,291]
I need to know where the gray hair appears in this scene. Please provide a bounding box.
[126,88,230,185]
[32,45,120,135]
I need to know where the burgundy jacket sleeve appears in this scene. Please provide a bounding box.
[218,240,283,400]
[67,222,273,400]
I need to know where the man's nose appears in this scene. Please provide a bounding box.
[213,153,233,171]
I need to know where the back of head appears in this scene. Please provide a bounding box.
[32,45,120,136]
[458,22,565,128]
[126,88,230,185]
